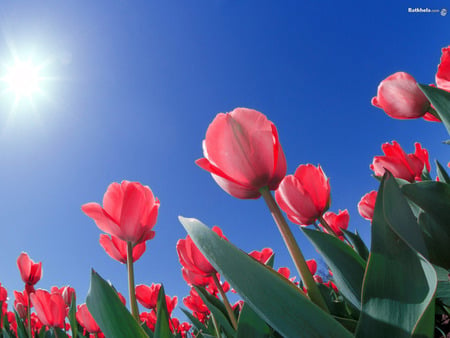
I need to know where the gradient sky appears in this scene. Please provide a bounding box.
[0,0,449,322]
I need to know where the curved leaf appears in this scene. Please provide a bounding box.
[179,216,352,338]
[418,84,450,135]
[303,228,365,310]
[342,229,369,261]
[86,270,148,338]
[355,172,437,338]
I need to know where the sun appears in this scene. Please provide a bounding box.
[2,59,43,100]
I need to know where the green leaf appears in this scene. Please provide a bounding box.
[179,216,352,338]
[418,84,450,135]
[435,265,450,306]
[154,285,173,338]
[181,308,210,334]
[342,229,369,261]
[303,228,365,311]
[86,270,148,338]
[194,286,235,337]
[436,160,450,184]
[68,293,78,338]
[14,311,27,338]
[402,181,450,237]
[417,211,450,269]
[355,172,437,338]
[236,303,272,338]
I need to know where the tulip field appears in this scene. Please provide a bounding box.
[0,39,450,338]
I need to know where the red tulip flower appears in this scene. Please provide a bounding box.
[135,283,161,310]
[177,226,227,277]
[17,253,42,293]
[321,209,349,239]
[196,107,287,199]
[183,288,210,319]
[436,46,450,91]
[306,259,317,275]
[0,283,7,302]
[30,290,66,328]
[249,248,274,265]
[99,234,146,264]
[372,72,430,119]
[82,180,159,245]
[275,164,331,225]
[358,191,377,221]
[140,311,157,331]
[76,304,101,334]
[50,286,76,307]
[370,141,430,182]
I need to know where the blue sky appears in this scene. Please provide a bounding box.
[0,0,449,321]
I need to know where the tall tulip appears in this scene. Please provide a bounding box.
[370,141,430,182]
[82,180,160,321]
[17,253,42,293]
[82,180,159,245]
[196,107,287,199]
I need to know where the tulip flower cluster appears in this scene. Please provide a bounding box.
[0,45,449,338]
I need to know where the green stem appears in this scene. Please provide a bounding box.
[212,274,238,330]
[53,327,59,338]
[318,216,340,239]
[211,313,221,338]
[27,292,32,338]
[127,242,140,321]
[259,186,329,313]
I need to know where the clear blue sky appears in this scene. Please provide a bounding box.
[0,0,449,321]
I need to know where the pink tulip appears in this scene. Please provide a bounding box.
[177,226,227,277]
[99,234,146,264]
[0,283,7,302]
[30,289,66,328]
[275,164,331,225]
[370,141,430,182]
[82,180,159,245]
[196,108,287,199]
[436,46,450,91]
[135,283,161,309]
[358,191,377,221]
[76,303,101,334]
[249,248,274,265]
[321,209,349,239]
[17,253,42,293]
[372,72,430,119]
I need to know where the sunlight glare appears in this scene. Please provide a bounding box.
[3,60,41,98]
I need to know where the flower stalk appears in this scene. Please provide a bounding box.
[317,216,340,239]
[126,242,140,321]
[259,186,329,313]
[212,274,238,330]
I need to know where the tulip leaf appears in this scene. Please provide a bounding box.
[418,84,450,135]
[341,229,369,261]
[417,211,450,269]
[179,216,352,338]
[236,303,272,338]
[86,270,148,338]
[194,286,236,337]
[402,181,450,237]
[355,172,437,338]
[68,293,78,338]
[14,311,27,338]
[436,160,450,184]
[154,285,173,338]
[303,228,366,310]
[435,265,450,306]
[181,308,211,334]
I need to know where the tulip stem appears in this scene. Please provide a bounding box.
[27,292,32,338]
[212,274,238,330]
[259,186,329,313]
[318,216,340,239]
[53,327,59,338]
[127,242,140,321]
